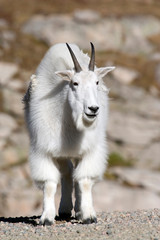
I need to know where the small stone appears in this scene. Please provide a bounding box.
[106,229,112,235]
[107,223,113,228]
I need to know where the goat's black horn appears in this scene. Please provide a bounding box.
[66,43,82,73]
[88,42,95,71]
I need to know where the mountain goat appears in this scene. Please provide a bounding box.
[23,42,115,225]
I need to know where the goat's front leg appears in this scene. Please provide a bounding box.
[40,180,57,225]
[74,146,107,224]
[75,178,97,224]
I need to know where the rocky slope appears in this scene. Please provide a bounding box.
[0,6,160,219]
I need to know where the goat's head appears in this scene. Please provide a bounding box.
[55,43,115,131]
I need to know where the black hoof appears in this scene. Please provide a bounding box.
[39,218,53,226]
[83,217,97,224]
[75,212,82,221]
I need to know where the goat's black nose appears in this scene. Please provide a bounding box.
[88,106,99,113]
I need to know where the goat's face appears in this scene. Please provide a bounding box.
[55,43,115,130]
[56,67,114,130]
[69,70,100,129]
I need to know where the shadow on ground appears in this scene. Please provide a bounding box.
[0,216,40,226]
[0,215,75,226]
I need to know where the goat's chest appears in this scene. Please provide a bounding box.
[52,126,97,158]
[62,127,96,157]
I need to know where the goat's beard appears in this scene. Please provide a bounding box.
[72,111,97,131]
[68,93,97,131]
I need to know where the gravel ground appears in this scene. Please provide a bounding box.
[0,209,160,240]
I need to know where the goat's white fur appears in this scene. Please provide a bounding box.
[24,43,114,224]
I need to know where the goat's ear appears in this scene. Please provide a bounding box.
[55,70,74,81]
[95,66,115,78]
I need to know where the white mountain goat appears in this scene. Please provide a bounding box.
[23,42,115,225]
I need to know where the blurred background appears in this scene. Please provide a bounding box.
[0,0,160,217]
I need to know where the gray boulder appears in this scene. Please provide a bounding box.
[107,77,160,169]
[93,179,160,212]
[22,12,160,55]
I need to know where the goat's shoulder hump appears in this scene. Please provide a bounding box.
[49,43,80,56]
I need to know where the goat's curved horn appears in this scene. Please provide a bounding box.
[88,42,95,71]
[66,43,82,73]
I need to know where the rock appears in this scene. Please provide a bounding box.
[155,63,160,86]
[8,131,29,163]
[0,18,8,28]
[150,52,160,61]
[138,142,160,169]
[22,14,160,55]
[0,62,19,86]
[121,16,160,55]
[10,131,29,150]
[0,164,41,217]
[149,86,160,97]
[7,79,24,91]
[106,77,160,168]
[0,30,16,50]
[0,139,6,150]
[122,16,160,38]
[22,14,123,51]
[0,186,42,218]
[122,28,153,55]
[0,147,19,168]
[73,10,101,24]
[108,110,160,146]
[1,30,16,42]
[93,180,160,212]
[2,88,23,116]
[111,66,139,84]
[107,106,160,168]
[4,189,42,217]
[109,167,160,194]
[0,113,17,139]
[107,76,160,119]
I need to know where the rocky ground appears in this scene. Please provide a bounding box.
[0,0,160,234]
[0,209,160,240]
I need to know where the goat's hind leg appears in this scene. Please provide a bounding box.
[58,159,73,219]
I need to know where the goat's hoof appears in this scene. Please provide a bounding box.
[83,217,97,224]
[39,218,54,226]
[75,212,82,220]
[59,213,71,220]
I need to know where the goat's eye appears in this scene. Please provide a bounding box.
[96,81,99,85]
[73,82,79,86]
